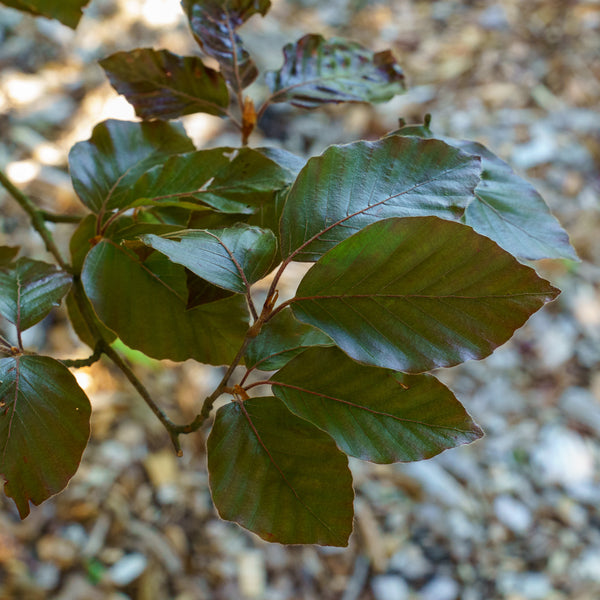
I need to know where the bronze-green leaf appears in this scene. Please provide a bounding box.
[291,217,560,373]
[207,397,354,546]
[0,355,91,518]
[271,346,482,463]
[1,0,89,28]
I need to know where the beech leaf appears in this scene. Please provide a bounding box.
[1,0,89,28]
[266,34,405,109]
[291,217,560,373]
[245,308,332,371]
[140,224,278,294]
[271,346,483,463]
[100,48,230,120]
[69,119,194,215]
[0,258,72,332]
[207,397,354,546]
[81,239,248,364]
[183,0,271,91]
[280,135,481,261]
[0,355,91,518]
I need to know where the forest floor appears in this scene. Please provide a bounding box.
[0,0,599,599]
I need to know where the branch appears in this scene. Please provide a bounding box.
[40,210,85,224]
[0,169,70,271]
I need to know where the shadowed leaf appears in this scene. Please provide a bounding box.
[100,48,229,120]
[271,346,482,463]
[0,355,91,518]
[208,397,354,545]
[266,34,405,109]
[1,0,89,28]
[292,217,560,373]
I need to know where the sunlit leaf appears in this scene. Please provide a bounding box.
[141,223,277,294]
[183,0,271,91]
[0,355,91,518]
[1,0,89,28]
[280,135,481,261]
[69,119,194,215]
[271,346,482,463]
[100,48,229,120]
[292,217,560,372]
[0,258,71,332]
[81,239,248,364]
[245,308,332,371]
[208,397,353,545]
[266,34,405,109]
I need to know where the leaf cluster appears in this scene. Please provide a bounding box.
[0,0,576,545]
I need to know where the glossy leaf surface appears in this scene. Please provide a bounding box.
[141,224,277,294]
[69,119,194,215]
[0,258,71,332]
[245,308,332,371]
[183,0,271,91]
[266,34,405,109]
[280,136,481,261]
[391,124,578,261]
[271,347,482,463]
[0,355,91,518]
[1,0,89,28]
[81,239,248,364]
[292,217,560,372]
[208,397,353,545]
[100,48,229,120]
[128,147,291,214]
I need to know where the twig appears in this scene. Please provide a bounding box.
[0,169,70,271]
[40,210,85,224]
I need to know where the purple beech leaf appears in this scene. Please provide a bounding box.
[140,223,278,294]
[182,0,271,91]
[81,239,248,365]
[271,346,483,463]
[0,355,91,518]
[291,217,560,373]
[280,135,482,261]
[208,397,354,546]
[68,119,194,215]
[100,48,230,120]
[0,258,72,333]
[266,34,406,109]
[1,0,89,28]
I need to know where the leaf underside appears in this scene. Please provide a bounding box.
[0,355,91,518]
[100,48,230,120]
[292,216,560,373]
[271,346,483,463]
[208,398,354,546]
[266,34,406,108]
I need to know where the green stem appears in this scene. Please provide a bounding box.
[40,210,85,224]
[0,169,70,271]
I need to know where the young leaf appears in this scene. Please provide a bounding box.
[391,124,578,261]
[183,0,271,92]
[99,49,230,120]
[0,355,91,518]
[291,217,560,373]
[280,135,482,261]
[0,258,72,332]
[207,397,354,546]
[140,223,277,294]
[68,119,194,215]
[0,246,19,267]
[271,346,482,463]
[245,308,332,371]
[265,34,405,109]
[127,147,291,214]
[81,239,248,364]
[1,0,89,28]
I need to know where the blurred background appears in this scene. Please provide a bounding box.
[0,0,599,598]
